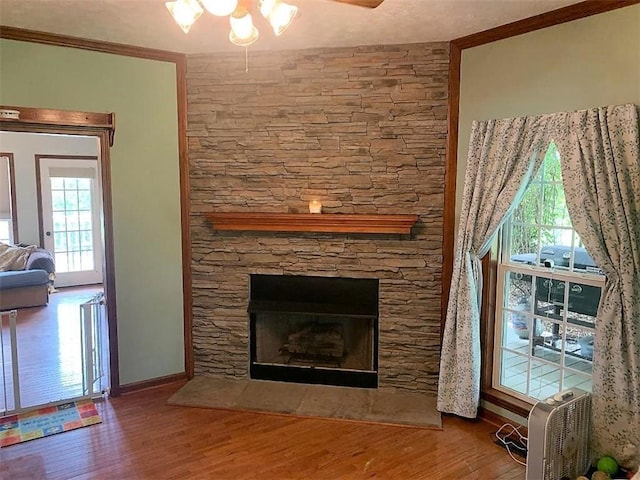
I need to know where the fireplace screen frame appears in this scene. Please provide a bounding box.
[248,274,379,388]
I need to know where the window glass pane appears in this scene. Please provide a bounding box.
[80,230,93,250]
[79,211,92,230]
[505,271,532,308]
[561,325,594,369]
[64,178,78,189]
[534,276,563,320]
[562,370,592,392]
[0,220,10,244]
[529,360,561,400]
[66,212,79,231]
[532,318,562,365]
[78,190,92,210]
[51,190,66,211]
[502,311,530,355]
[568,282,601,318]
[542,144,562,182]
[64,189,79,211]
[500,351,528,395]
[53,211,66,232]
[67,231,80,252]
[510,224,540,260]
[77,178,91,189]
[56,252,69,273]
[513,182,541,226]
[50,177,64,189]
[54,232,67,252]
[81,251,94,270]
[69,251,81,271]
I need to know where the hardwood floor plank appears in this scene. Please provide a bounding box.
[1,383,526,479]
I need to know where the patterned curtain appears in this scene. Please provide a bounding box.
[437,115,552,417]
[554,104,640,470]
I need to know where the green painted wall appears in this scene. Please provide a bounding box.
[0,39,184,385]
[456,5,640,228]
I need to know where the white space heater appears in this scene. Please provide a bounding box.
[526,388,592,480]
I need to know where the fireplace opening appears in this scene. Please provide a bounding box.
[249,274,379,388]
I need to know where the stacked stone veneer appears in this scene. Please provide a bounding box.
[187,42,449,395]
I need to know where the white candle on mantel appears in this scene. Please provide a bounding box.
[309,200,322,214]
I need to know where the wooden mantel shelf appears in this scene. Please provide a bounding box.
[206,212,419,235]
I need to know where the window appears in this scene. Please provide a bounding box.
[0,218,12,244]
[493,143,604,403]
[1,153,18,244]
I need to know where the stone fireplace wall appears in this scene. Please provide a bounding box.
[187,42,449,394]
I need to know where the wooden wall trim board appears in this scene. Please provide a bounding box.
[0,25,184,63]
[175,55,194,379]
[118,372,189,395]
[452,0,640,50]
[1,106,116,145]
[441,43,461,342]
[443,0,639,417]
[478,406,527,432]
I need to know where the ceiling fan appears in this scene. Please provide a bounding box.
[166,0,385,48]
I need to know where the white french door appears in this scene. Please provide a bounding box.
[39,157,103,287]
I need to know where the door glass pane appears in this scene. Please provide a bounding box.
[50,176,96,274]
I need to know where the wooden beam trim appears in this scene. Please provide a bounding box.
[442,43,461,340]
[452,0,640,50]
[175,55,194,380]
[0,25,185,63]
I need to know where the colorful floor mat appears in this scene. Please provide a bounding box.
[0,399,101,447]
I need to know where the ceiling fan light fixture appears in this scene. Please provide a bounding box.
[259,0,298,36]
[200,0,238,17]
[229,9,259,46]
[165,0,204,33]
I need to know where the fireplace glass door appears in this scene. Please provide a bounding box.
[249,275,379,388]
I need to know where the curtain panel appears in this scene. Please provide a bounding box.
[555,104,640,469]
[437,115,552,417]
[438,103,640,468]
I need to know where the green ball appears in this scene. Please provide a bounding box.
[596,456,618,475]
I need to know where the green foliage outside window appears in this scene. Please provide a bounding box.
[510,143,572,256]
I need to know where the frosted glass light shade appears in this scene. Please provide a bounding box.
[200,0,238,16]
[259,0,298,36]
[229,10,259,46]
[165,0,203,33]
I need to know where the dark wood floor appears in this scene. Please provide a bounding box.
[0,382,526,479]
